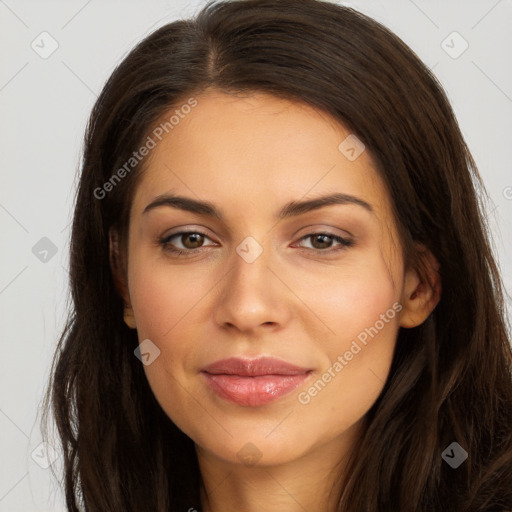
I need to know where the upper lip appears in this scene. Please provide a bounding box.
[201,357,311,376]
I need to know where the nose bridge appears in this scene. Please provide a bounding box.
[213,234,286,331]
[228,235,273,300]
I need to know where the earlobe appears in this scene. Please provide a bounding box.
[123,307,137,329]
[399,247,441,328]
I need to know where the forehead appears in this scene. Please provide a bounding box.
[130,90,392,225]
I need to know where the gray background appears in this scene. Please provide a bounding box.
[1,0,511,510]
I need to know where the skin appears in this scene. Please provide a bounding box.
[111,89,441,512]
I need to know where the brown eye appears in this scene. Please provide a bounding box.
[159,230,215,255]
[296,233,354,252]
[180,232,205,249]
[310,234,334,249]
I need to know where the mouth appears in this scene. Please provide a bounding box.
[200,356,313,407]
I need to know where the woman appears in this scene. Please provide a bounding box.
[42,0,512,510]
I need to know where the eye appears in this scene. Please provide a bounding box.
[294,232,354,252]
[159,230,354,257]
[159,230,216,255]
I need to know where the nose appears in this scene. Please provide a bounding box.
[212,239,291,334]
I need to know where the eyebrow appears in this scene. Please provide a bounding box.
[142,192,374,220]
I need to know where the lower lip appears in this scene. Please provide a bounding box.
[202,372,311,407]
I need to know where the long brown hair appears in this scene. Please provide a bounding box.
[41,0,512,510]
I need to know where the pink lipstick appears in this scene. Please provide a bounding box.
[201,357,312,407]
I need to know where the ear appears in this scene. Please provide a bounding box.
[399,246,441,328]
[109,227,137,329]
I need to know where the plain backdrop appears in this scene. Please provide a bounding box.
[1,0,511,510]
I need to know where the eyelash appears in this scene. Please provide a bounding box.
[158,230,354,257]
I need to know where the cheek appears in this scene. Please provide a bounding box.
[299,252,401,428]
[126,255,218,399]
[128,255,215,339]
[318,250,399,347]
[126,258,214,433]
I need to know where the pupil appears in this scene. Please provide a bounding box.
[314,234,331,249]
[185,233,202,248]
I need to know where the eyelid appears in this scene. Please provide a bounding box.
[160,224,353,242]
[293,224,355,240]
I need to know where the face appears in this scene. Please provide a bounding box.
[120,90,411,468]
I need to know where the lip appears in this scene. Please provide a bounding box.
[201,357,312,407]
